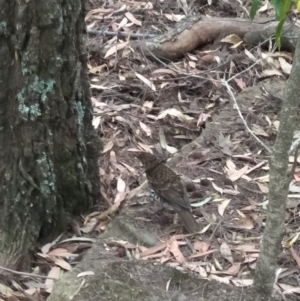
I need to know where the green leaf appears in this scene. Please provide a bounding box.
[274,0,292,48]
[250,0,263,19]
[271,0,282,18]
[275,19,285,48]
[279,0,292,19]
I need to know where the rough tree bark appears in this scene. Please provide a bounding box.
[253,35,300,295]
[0,0,100,270]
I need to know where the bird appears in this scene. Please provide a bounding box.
[136,152,200,233]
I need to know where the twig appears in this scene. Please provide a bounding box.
[0,265,58,280]
[222,80,271,153]
[209,218,222,241]
[148,48,271,154]
[11,279,43,301]
[144,43,274,86]
[87,29,156,39]
[259,86,293,169]
[226,57,266,82]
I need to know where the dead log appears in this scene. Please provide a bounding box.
[92,16,299,61]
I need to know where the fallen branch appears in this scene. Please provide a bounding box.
[93,16,299,60]
[88,29,157,39]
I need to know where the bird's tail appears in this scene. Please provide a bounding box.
[177,209,200,234]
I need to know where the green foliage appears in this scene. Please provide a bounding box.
[250,0,294,48]
[275,0,292,48]
[250,0,262,19]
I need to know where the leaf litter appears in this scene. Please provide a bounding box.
[4,1,300,300]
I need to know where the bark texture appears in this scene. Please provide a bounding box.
[253,36,300,295]
[0,0,100,270]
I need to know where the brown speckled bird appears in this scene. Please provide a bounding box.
[136,152,199,233]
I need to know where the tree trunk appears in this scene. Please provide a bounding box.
[0,0,100,270]
[253,35,300,295]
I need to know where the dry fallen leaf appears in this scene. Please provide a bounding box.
[7,295,20,301]
[214,257,223,270]
[152,68,178,78]
[47,248,70,257]
[212,182,223,194]
[197,112,211,126]
[92,116,101,129]
[165,278,172,291]
[188,61,196,68]
[158,108,193,122]
[117,17,128,29]
[218,199,231,216]
[256,182,269,193]
[277,283,300,294]
[199,223,211,234]
[252,124,269,137]
[164,14,185,22]
[169,239,185,264]
[159,127,178,154]
[184,263,207,277]
[140,235,185,258]
[234,244,258,252]
[209,274,232,284]
[188,249,216,259]
[125,12,142,26]
[142,101,154,112]
[220,242,233,264]
[139,121,152,136]
[117,178,126,193]
[229,165,249,182]
[120,162,137,174]
[193,241,210,253]
[244,49,257,62]
[212,263,241,276]
[231,279,253,287]
[135,72,156,91]
[77,271,95,278]
[45,266,61,293]
[233,78,246,90]
[260,69,283,78]
[0,283,13,298]
[85,8,113,21]
[221,34,242,45]
[138,142,153,153]
[102,141,114,153]
[278,57,292,74]
[245,161,266,175]
[55,258,72,271]
[104,41,129,58]
[89,64,107,75]
[242,253,259,264]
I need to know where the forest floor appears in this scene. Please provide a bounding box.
[8,1,300,300]
[83,0,300,298]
